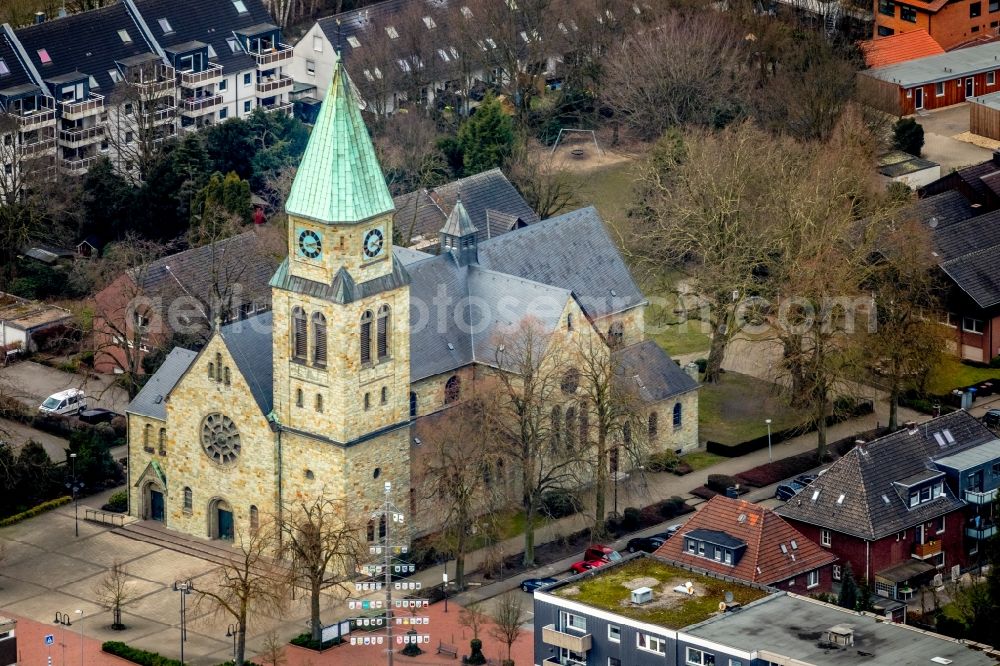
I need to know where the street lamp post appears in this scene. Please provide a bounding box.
[74,610,84,666]
[765,419,773,464]
[442,572,449,613]
[225,624,237,664]
[173,580,193,664]
[66,453,84,538]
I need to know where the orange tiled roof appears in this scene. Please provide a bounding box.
[653,496,836,586]
[859,30,945,68]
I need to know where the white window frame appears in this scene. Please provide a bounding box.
[313,35,323,52]
[821,529,831,547]
[306,59,316,76]
[243,72,252,86]
[807,570,820,589]
[637,632,666,655]
[936,82,945,97]
[833,564,842,580]
[686,646,715,665]
[559,611,586,633]
[990,71,997,86]
[608,624,620,643]
[963,316,985,334]
[937,515,946,534]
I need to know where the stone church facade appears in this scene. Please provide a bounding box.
[126,61,699,542]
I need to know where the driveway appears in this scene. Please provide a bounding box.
[912,104,992,171]
[0,360,129,414]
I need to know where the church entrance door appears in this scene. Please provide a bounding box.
[150,490,165,522]
[218,507,234,541]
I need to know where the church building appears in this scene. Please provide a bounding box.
[125,60,698,541]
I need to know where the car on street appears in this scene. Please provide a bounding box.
[570,559,607,574]
[660,524,683,539]
[774,481,806,501]
[583,544,622,563]
[626,536,667,554]
[795,474,819,486]
[78,408,120,424]
[984,409,1000,429]
[520,577,559,593]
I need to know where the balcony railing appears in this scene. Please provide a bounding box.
[182,94,223,114]
[965,488,998,505]
[12,108,56,127]
[251,43,293,67]
[61,94,105,118]
[134,79,175,96]
[541,625,592,653]
[966,520,997,540]
[256,75,293,95]
[913,540,943,559]
[61,155,101,173]
[59,125,104,145]
[19,138,56,157]
[154,108,176,123]
[179,63,224,87]
[543,655,585,666]
[260,101,293,115]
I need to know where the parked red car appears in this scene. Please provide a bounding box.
[570,559,607,574]
[583,544,622,563]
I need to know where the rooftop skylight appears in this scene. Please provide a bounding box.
[423,16,437,29]
[118,29,132,44]
[0,58,9,76]
[233,0,248,14]
[461,6,473,18]
[386,26,399,39]
[158,18,173,34]
[37,48,51,65]
[347,35,361,48]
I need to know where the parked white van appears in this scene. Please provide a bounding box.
[39,388,87,415]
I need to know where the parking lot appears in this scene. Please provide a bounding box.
[0,359,129,414]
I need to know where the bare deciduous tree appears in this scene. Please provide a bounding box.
[194,521,288,666]
[280,493,366,643]
[104,61,175,185]
[459,600,490,640]
[93,560,138,630]
[505,145,579,220]
[602,12,747,140]
[489,591,528,665]
[486,319,581,566]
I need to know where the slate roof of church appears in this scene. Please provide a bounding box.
[285,61,395,224]
[220,311,274,415]
[127,347,198,420]
[393,168,539,245]
[655,496,836,586]
[776,411,990,540]
[477,206,645,319]
[614,340,699,402]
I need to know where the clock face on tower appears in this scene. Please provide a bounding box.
[297,228,322,260]
[363,226,385,260]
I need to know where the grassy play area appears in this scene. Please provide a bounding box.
[698,371,811,446]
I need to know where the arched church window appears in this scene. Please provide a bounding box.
[608,321,624,347]
[564,406,577,448]
[292,307,307,360]
[360,310,373,364]
[381,386,388,404]
[550,405,562,452]
[377,305,391,361]
[208,362,214,379]
[673,402,683,429]
[216,352,223,381]
[315,393,323,412]
[648,412,659,439]
[183,487,192,511]
[364,392,371,410]
[312,312,327,366]
[296,388,303,408]
[445,375,460,404]
[250,505,259,531]
[579,401,589,444]
[409,391,417,418]
[158,427,166,455]
[224,367,230,385]
[143,423,152,452]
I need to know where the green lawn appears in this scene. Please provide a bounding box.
[679,450,727,471]
[925,357,1000,395]
[561,162,637,235]
[699,372,811,445]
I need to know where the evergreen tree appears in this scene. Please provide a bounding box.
[838,562,859,610]
[892,118,925,157]
[457,95,514,175]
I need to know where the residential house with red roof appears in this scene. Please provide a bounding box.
[654,496,837,594]
[776,411,999,604]
[872,0,996,50]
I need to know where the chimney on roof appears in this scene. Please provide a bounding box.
[906,421,919,435]
[34,11,45,23]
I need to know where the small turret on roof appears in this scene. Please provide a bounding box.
[439,195,478,266]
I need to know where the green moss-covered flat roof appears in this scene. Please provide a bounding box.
[553,557,770,630]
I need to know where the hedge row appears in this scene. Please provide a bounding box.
[102,642,260,666]
[0,496,71,528]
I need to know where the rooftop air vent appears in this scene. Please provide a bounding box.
[827,624,855,647]
[631,587,653,604]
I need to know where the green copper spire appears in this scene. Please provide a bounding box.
[285,60,394,224]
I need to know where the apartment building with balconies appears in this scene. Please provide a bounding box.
[0,0,293,193]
